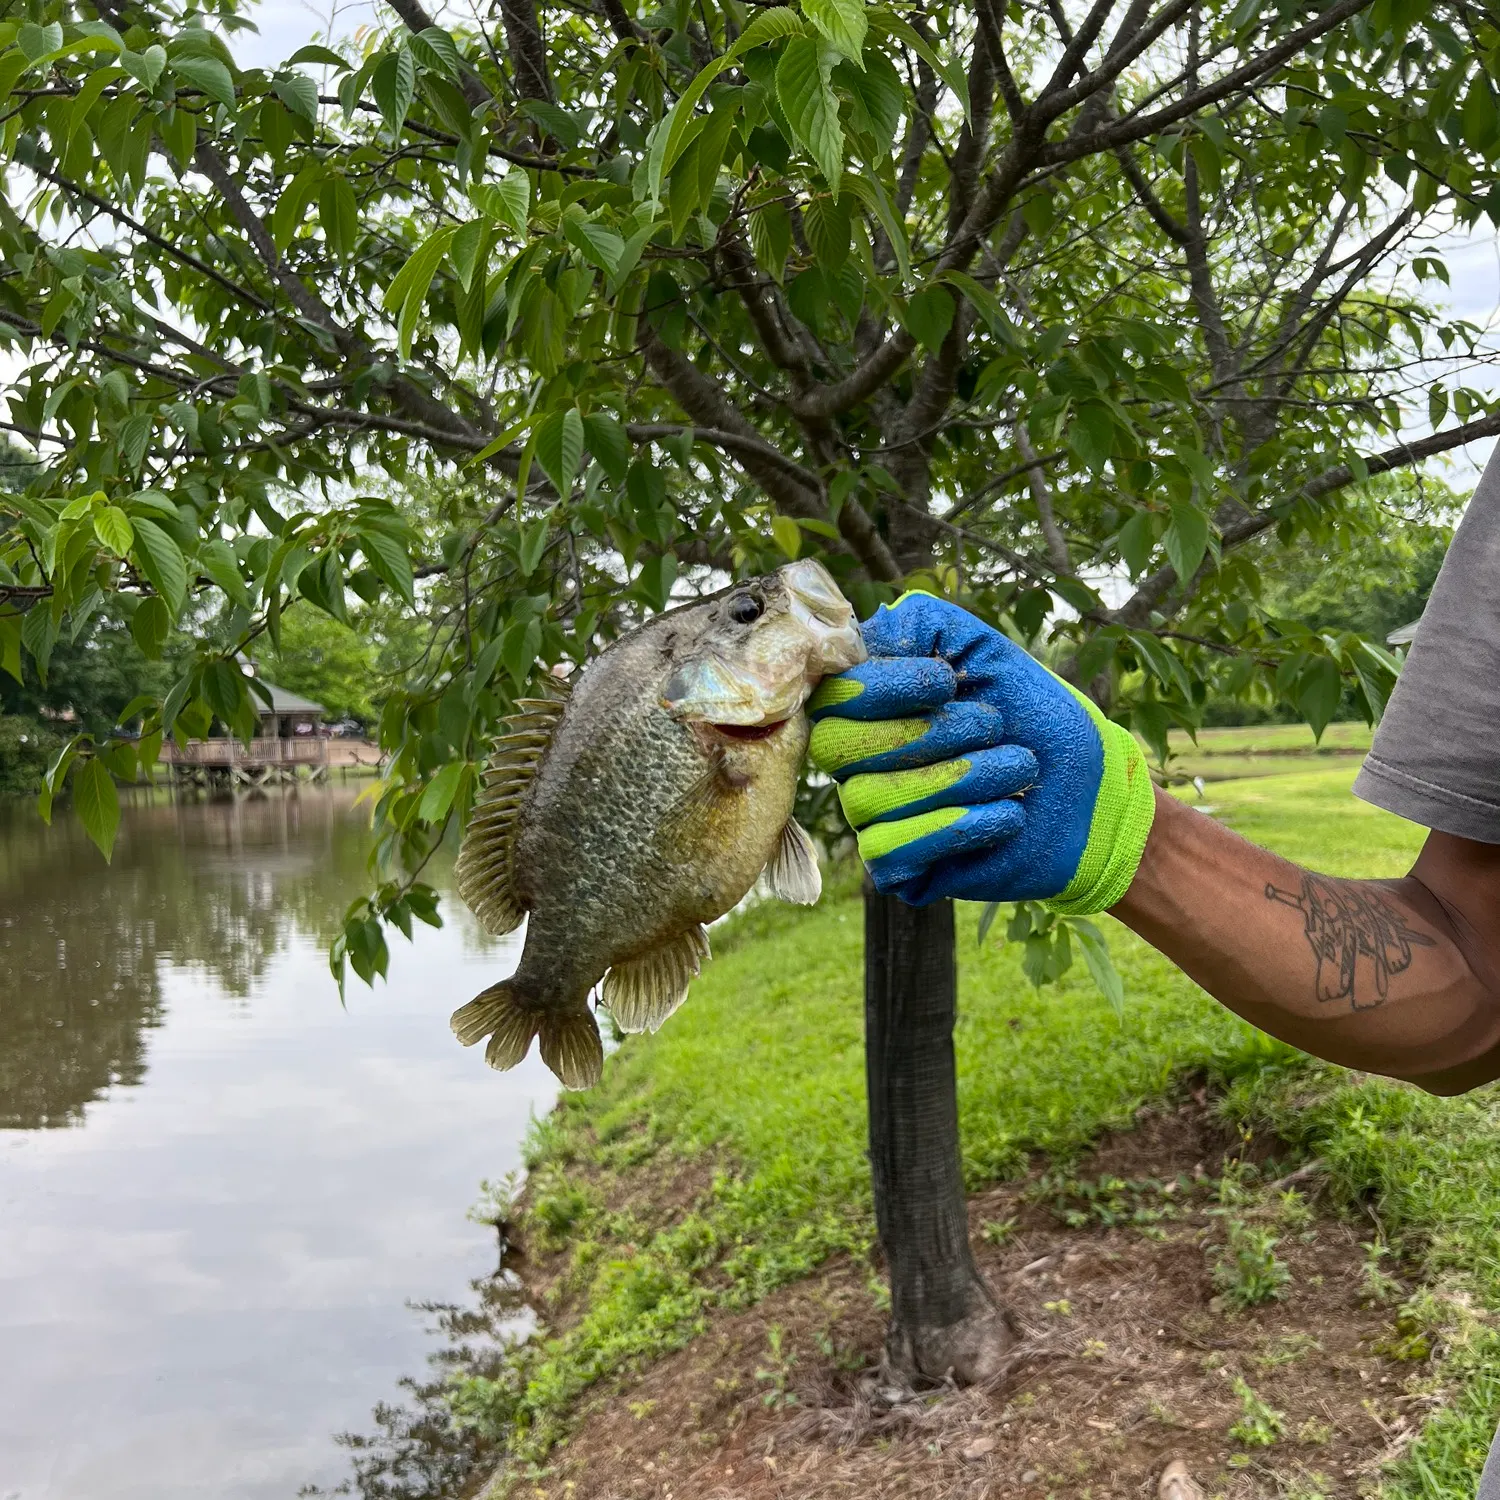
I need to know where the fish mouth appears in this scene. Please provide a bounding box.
[706,718,788,743]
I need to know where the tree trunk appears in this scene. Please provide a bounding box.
[864,885,1014,1382]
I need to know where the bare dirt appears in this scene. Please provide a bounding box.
[513,1098,1438,1500]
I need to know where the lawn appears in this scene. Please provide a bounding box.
[424,756,1500,1499]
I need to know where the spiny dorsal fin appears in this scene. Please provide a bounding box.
[764,817,821,905]
[602,925,712,1035]
[454,690,568,936]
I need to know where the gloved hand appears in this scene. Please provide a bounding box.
[807,593,1156,911]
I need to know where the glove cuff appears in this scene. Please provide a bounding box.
[1043,690,1156,916]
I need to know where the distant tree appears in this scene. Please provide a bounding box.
[259,607,380,724]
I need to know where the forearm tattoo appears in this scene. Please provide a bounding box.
[1266,874,1435,1010]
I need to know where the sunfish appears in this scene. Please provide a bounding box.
[451,559,867,1088]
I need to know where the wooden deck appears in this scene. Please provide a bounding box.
[160,736,331,786]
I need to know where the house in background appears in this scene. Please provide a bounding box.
[159,677,330,786]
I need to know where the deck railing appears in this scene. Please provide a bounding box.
[159,736,329,767]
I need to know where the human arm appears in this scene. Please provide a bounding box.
[1114,787,1500,1094]
[808,593,1500,1096]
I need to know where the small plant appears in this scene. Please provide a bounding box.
[1213,1218,1291,1310]
[755,1326,799,1409]
[981,1216,1019,1246]
[1296,1417,1334,1445]
[1043,1298,1073,1317]
[1033,1171,1187,1229]
[1228,1376,1286,1446]
[1274,1188,1315,1231]
[814,1329,867,1371]
[1257,1331,1321,1367]
[1361,1239,1401,1305]
[468,1172,522,1228]
[529,1171,598,1251]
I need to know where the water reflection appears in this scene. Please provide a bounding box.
[0,787,555,1500]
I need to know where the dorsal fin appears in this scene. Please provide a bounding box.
[454,690,569,936]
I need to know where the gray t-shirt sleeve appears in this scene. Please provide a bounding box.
[1353,448,1500,841]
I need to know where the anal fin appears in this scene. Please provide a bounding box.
[602,925,712,1035]
[764,817,821,905]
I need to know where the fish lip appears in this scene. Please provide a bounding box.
[702,716,790,743]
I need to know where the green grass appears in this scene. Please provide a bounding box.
[459,763,1500,1496]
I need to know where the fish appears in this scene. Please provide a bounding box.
[450,559,868,1089]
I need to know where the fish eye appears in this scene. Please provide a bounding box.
[728,594,763,625]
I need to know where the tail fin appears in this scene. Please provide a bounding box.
[450,982,604,1089]
[539,1011,604,1091]
[451,982,540,1071]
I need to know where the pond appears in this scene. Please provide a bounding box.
[0,787,554,1500]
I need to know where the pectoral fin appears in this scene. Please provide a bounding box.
[764,817,821,905]
[602,925,712,1034]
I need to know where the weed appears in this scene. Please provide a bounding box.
[1361,1239,1401,1305]
[754,1326,799,1409]
[528,1172,599,1252]
[814,1329,866,1371]
[1257,1331,1320,1368]
[1280,1471,1332,1499]
[1295,1417,1333,1445]
[1212,1218,1291,1310]
[1274,1188,1314,1230]
[1229,1376,1286,1446]
[981,1216,1019,1246]
[467,1172,521,1229]
[1033,1171,1186,1230]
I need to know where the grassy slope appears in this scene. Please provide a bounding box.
[474,764,1500,1495]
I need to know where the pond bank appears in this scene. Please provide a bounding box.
[317,762,1500,1500]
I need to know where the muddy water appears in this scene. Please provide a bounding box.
[0,788,554,1500]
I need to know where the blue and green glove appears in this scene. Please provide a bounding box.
[807,593,1156,911]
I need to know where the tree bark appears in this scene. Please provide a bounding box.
[864,887,1014,1382]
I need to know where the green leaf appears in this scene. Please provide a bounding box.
[520,99,581,148]
[750,199,793,282]
[871,14,968,120]
[844,172,909,283]
[803,0,866,64]
[450,217,487,290]
[1163,499,1210,582]
[419,759,466,822]
[1069,917,1124,1015]
[1117,509,1156,576]
[1296,654,1342,740]
[535,407,585,498]
[903,285,955,353]
[381,226,453,356]
[320,175,358,258]
[777,36,844,189]
[563,211,625,279]
[804,193,851,270]
[128,594,169,659]
[73,758,121,862]
[19,21,63,61]
[976,901,1001,945]
[582,411,630,483]
[517,513,551,577]
[359,526,416,604]
[274,71,318,122]
[286,43,349,68]
[93,505,135,557]
[409,26,460,78]
[770,514,802,559]
[130,518,188,615]
[172,54,236,108]
[487,170,531,237]
[1069,399,1115,472]
[836,51,903,155]
[119,45,165,88]
[372,47,416,135]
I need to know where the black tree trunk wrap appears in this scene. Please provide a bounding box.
[864,887,1014,1381]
